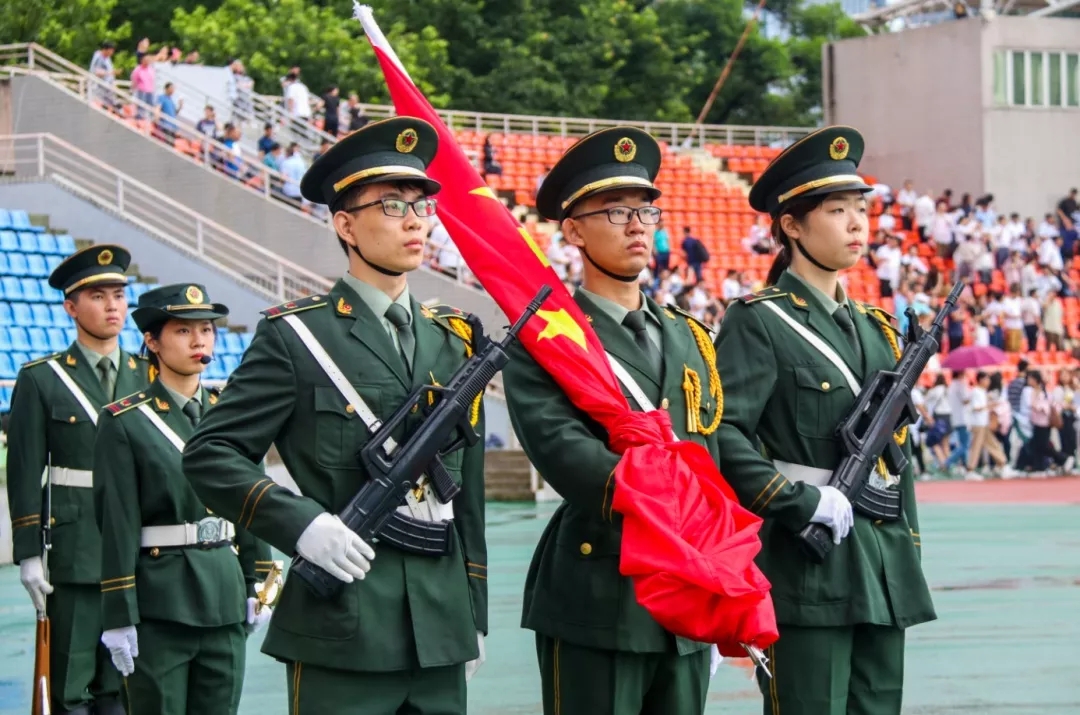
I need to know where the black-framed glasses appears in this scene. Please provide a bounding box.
[342,197,438,218]
[571,205,663,225]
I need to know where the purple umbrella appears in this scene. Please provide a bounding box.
[941,345,1007,371]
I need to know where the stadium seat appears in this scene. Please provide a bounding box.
[0,385,11,412]
[0,302,11,324]
[55,234,76,255]
[11,303,33,326]
[28,327,49,353]
[45,255,63,273]
[0,209,12,230]
[120,330,141,355]
[21,278,42,302]
[0,327,12,352]
[37,233,59,255]
[50,303,71,327]
[0,230,18,252]
[47,328,68,352]
[65,328,77,344]
[40,279,63,303]
[223,333,244,355]
[0,353,16,380]
[26,254,48,278]
[7,253,29,277]
[18,232,39,253]
[11,210,43,233]
[223,355,241,374]
[204,360,226,381]
[31,303,52,327]
[0,253,9,276]
[240,333,254,351]
[8,327,31,352]
[10,351,29,369]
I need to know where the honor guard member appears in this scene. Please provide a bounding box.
[712,127,936,715]
[5,244,150,715]
[181,117,488,715]
[503,127,720,715]
[94,284,273,714]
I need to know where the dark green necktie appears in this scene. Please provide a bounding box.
[622,310,663,377]
[182,398,202,427]
[832,305,862,362]
[384,303,415,376]
[96,357,115,398]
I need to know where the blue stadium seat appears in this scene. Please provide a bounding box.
[7,253,28,277]
[11,210,43,233]
[2,276,24,300]
[28,328,49,353]
[45,255,63,274]
[40,279,63,304]
[120,330,141,355]
[47,328,68,352]
[18,232,39,253]
[0,253,9,276]
[31,303,52,327]
[0,353,16,380]
[0,230,18,251]
[240,332,254,351]
[10,351,30,369]
[26,254,48,278]
[1,385,11,412]
[65,328,77,344]
[55,234,76,255]
[11,303,33,326]
[0,327,12,351]
[203,360,226,381]
[50,304,71,327]
[124,284,137,303]
[21,278,42,302]
[0,302,11,324]
[0,209,12,230]
[223,333,244,354]
[37,233,59,255]
[223,355,241,374]
[8,327,31,352]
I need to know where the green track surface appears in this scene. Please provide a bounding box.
[1,502,1076,714]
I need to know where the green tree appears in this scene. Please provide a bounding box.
[785,2,866,123]
[111,0,222,52]
[0,0,130,66]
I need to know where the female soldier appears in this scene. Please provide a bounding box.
[94,284,273,715]
[712,127,937,715]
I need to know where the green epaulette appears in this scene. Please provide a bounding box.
[423,303,468,321]
[261,295,328,320]
[860,303,901,333]
[665,304,711,333]
[21,352,63,369]
[104,391,153,417]
[420,303,474,345]
[738,287,788,304]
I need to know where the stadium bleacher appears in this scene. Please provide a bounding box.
[0,206,252,411]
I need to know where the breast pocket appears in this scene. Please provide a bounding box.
[313,385,381,469]
[50,404,94,431]
[793,365,852,440]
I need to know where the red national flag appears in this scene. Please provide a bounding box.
[357,4,777,656]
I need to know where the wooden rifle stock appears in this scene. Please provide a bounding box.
[32,614,51,715]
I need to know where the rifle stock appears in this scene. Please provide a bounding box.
[32,616,50,715]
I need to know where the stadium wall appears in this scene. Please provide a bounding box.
[0,180,269,329]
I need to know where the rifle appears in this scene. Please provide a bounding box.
[32,455,53,715]
[796,281,964,563]
[292,285,552,599]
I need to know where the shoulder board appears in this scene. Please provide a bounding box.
[21,352,63,369]
[104,391,152,417]
[665,304,710,333]
[261,295,328,320]
[738,289,788,305]
[424,303,469,321]
[861,303,901,331]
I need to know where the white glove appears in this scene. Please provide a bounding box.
[464,632,485,682]
[246,597,272,633]
[709,644,722,677]
[295,513,375,584]
[101,626,139,677]
[19,557,54,612]
[810,486,854,545]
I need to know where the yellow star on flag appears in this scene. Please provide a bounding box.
[535,309,588,351]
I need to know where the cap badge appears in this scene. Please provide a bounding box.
[97,249,113,266]
[185,286,204,304]
[396,128,419,154]
[614,137,637,163]
[829,136,849,161]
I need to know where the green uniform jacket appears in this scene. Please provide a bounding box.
[712,271,937,629]
[504,292,716,655]
[93,379,271,631]
[6,344,151,583]
[181,280,487,673]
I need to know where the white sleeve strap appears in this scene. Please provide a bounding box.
[137,405,186,452]
[760,301,862,394]
[46,359,99,425]
[605,351,678,442]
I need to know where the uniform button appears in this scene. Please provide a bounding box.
[874,520,883,526]
[660,398,670,410]
[821,382,830,391]
[49,517,56,526]
[150,548,160,557]
[68,416,76,423]
[579,542,593,556]
[411,404,419,414]
[345,404,356,414]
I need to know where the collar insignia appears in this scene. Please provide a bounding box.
[336,297,353,315]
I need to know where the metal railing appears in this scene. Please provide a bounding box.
[0,133,333,302]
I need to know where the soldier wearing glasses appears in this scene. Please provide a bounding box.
[182,118,488,715]
[503,127,722,715]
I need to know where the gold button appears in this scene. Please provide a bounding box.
[150,547,160,557]
[410,404,419,414]
[579,542,593,556]
[874,520,883,526]
[50,517,56,526]
[138,393,146,399]
[660,398,670,410]
[821,382,830,391]
[345,404,356,414]
[68,416,76,423]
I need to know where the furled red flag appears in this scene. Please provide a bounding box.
[356,4,777,659]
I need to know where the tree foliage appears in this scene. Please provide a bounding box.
[16,0,868,127]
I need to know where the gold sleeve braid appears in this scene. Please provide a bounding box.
[683,319,724,435]
[444,317,482,428]
[870,309,908,446]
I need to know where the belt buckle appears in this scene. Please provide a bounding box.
[195,517,223,546]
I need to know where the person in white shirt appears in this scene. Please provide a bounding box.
[1038,214,1060,241]
[1001,284,1025,352]
[944,372,972,472]
[1038,235,1065,272]
[966,371,1008,479]
[1020,288,1042,351]
[1050,368,1078,466]
[721,270,742,302]
[545,232,571,281]
[426,216,462,277]
[874,235,902,297]
[915,191,938,242]
[283,71,312,120]
[923,374,952,469]
[897,180,918,231]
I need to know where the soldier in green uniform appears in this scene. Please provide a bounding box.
[181,117,487,715]
[6,245,150,715]
[93,284,273,714]
[712,126,937,715]
[503,127,720,715]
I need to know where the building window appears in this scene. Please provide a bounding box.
[1069,54,1080,107]
[993,51,1008,105]
[998,49,1080,109]
[1030,52,1044,106]
[1049,53,1062,107]
[1012,51,1026,105]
